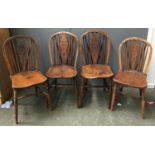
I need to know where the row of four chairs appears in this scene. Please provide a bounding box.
[2,30,152,124]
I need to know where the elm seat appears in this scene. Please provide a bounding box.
[81,64,113,79]
[10,71,47,89]
[113,70,147,89]
[46,65,77,78]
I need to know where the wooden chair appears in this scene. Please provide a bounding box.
[79,29,114,107]
[110,37,152,118]
[46,32,78,108]
[2,35,51,124]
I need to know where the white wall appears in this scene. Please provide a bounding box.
[147,28,155,88]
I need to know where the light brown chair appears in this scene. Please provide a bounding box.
[2,35,51,124]
[46,32,79,108]
[79,29,114,107]
[110,37,152,118]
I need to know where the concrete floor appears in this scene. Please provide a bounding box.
[0,87,155,126]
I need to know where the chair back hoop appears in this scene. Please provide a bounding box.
[118,37,152,74]
[3,35,39,75]
[48,31,78,68]
[79,29,111,65]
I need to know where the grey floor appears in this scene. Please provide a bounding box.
[0,86,155,126]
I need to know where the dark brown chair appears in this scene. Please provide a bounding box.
[79,29,114,107]
[46,32,79,108]
[2,35,51,124]
[110,37,152,118]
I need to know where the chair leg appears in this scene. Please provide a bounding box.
[47,78,50,91]
[103,79,106,91]
[108,77,113,109]
[35,86,39,96]
[139,89,142,97]
[120,86,124,92]
[73,77,79,107]
[84,79,88,92]
[140,89,145,119]
[110,84,117,111]
[42,82,52,109]
[54,79,57,91]
[78,78,86,108]
[13,89,18,124]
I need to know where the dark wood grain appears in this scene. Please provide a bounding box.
[110,37,152,119]
[81,64,113,79]
[10,71,47,88]
[3,35,51,124]
[46,65,77,78]
[48,32,78,67]
[79,29,113,107]
[46,32,79,108]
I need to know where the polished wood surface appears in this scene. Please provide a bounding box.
[118,37,152,74]
[46,32,79,108]
[11,71,47,88]
[79,29,113,108]
[3,35,51,124]
[48,31,78,68]
[81,64,113,79]
[80,29,111,65]
[46,65,77,78]
[3,36,39,75]
[110,37,152,119]
[113,70,147,89]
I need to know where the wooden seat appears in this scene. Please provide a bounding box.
[2,35,51,124]
[81,64,113,79]
[113,71,147,89]
[11,71,47,88]
[46,32,79,108]
[46,65,77,78]
[110,37,152,119]
[79,29,113,108]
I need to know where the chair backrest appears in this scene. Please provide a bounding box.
[48,32,78,68]
[79,29,111,65]
[118,37,152,74]
[3,35,39,75]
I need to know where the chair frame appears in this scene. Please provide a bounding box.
[110,37,152,118]
[79,29,113,108]
[2,35,51,124]
[46,31,79,108]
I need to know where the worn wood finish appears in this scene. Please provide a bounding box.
[110,84,117,111]
[10,71,47,88]
[78,78,87,108]
[81,64,113,79]
[2,35,51,124]
[118,37,152,73]
[48,31,78,68]
[13,89,18,124]
[108,77,113,109]
[3,36,39,75]
[46,65,77,78]
[141,89,145,119]
[110,37,152,118]
[80,29,111,65]
[113,71,147,89]
[46,32,79,108]
[79,29,113,107]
